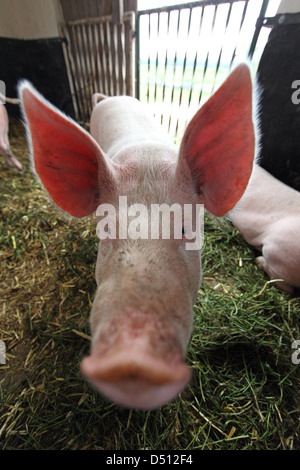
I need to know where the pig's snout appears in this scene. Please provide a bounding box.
[81,347,191,410]
[80,308,191,409]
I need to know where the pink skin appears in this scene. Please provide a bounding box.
[84,158,201,408]
[81,145,200,408]
[0,101,23,173]
[228,164,300,294]
[18,64,255,409]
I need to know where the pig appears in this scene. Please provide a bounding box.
[18,64,255,410]
[228,164,300,294]
[0,92,23,172]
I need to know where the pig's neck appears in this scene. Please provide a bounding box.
[90,97,176,162]
[110,142,178,166]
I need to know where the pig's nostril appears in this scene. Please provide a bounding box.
[81,351,191,409]
[81,352,189,384]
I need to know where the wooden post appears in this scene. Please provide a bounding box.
[112,0,124,24]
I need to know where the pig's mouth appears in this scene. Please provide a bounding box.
[81,349,191,410]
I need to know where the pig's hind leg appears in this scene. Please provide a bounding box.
[255,255,294,293]
[255,234,295,294]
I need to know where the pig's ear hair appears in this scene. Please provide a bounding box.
[178,64,255,217]
[18,81,116,218]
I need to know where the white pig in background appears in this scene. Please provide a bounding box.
[0,92,23,173]
[228,164,300,294]
[18,64,255,410]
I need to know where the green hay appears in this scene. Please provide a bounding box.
[0,119,299,450]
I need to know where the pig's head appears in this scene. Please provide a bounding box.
[19,64,255,409]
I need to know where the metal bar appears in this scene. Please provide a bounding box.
[178,7,192,106]
[136,0,271,139]
[187,5,205,108]
[211,1,233,94]
[135,11,140,99]
[146,14,151,103]
[248,0,270,59]
[66,12,133,27]
[137,0,247,16]
[153,12,160,105]
[168,9,181,133]
[229,0,250,67]
[262,12,300,27]
[161,10,171,125]
[197,2,218,107]
[175,7,193,136]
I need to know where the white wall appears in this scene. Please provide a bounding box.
[277,0,300,14]
[0,0,63,39]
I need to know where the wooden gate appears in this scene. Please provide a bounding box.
[60,12,135,123]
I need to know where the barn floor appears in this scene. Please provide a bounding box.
[0,118,299,450]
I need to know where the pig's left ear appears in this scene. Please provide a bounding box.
[19,81,116,218]
[178,64,255,217]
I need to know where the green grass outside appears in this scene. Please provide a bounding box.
[138,61,255,141]
[139,61,229,104]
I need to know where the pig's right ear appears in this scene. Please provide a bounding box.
[18,81,116,218]
[177,64,255,217]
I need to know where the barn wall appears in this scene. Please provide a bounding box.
[60,0,137,21]
[0,0,137,120]
[257,0,300,190]
[0,0,73,119]
[0,0,62,39]
[277,0,299,13]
